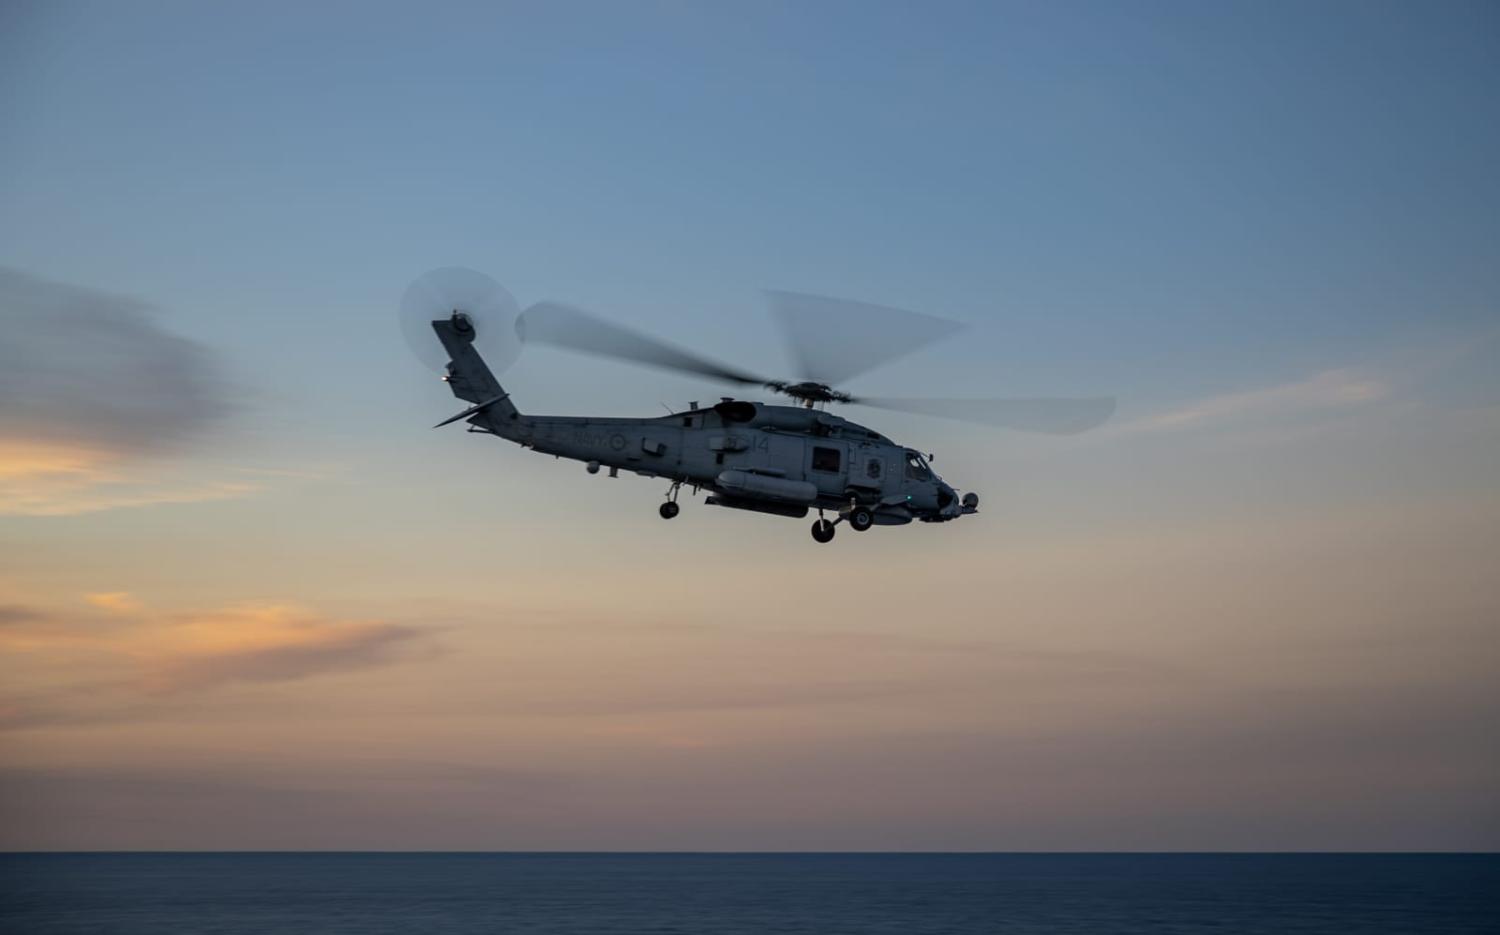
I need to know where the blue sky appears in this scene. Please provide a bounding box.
[1,1,1497,849]
[6,2,1495,380]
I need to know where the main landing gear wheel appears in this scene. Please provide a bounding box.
[847,507,874,532]
[811,518,836,543]
[659,501,680,520]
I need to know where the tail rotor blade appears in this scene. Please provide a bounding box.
[517,301,767,386]
[851,395,1117,434]
[763,290,967,386]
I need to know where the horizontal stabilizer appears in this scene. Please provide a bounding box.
[434,394,510,428]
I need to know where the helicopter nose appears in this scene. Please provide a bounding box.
[936,483,956,510]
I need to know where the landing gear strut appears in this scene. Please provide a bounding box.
[659,481,682,520]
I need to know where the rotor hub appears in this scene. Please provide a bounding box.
[765,380,853,407]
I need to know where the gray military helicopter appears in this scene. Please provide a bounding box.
[401,268,1113,543]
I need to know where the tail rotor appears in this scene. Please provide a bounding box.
[398,267,523,375]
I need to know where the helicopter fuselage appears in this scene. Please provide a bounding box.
[489,401,967,524]
[434,315,978,538]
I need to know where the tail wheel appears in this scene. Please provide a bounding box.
[811,519,836,543]
[659,501,680,520]
[848,507,874,532]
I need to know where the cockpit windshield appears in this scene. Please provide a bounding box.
[904,451,932,481]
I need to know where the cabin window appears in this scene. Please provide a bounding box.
[681,416,693,427]
[812,446,841,473]
[866,459,883,480]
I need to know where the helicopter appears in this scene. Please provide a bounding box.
[401,268,1114,544]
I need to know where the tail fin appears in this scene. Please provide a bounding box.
[431,316,521,426]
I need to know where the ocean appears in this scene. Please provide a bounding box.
[2,853,1496,933]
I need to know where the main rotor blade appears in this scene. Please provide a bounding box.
[517,301,768,386]
[851,395,1117,434]
[763,291,967,386]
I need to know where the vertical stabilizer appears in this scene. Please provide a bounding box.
[431,316,521,425]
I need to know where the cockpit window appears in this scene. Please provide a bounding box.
[905,452,931,481]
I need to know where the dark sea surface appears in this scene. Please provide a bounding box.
[2,853,1497,934]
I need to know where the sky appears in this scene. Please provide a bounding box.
[1,0,1497,850]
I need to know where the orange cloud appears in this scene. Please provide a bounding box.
[0,441,259,516]
[137,603,428,694]
[0,593,433,726]
[0,440,110,481]
[85,592,144,615]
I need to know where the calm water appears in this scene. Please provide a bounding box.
[2,853,1496,934]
